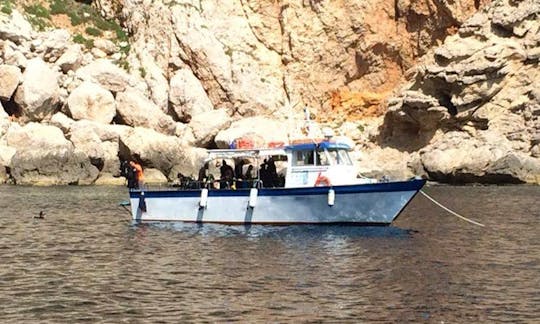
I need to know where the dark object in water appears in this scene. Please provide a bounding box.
[34,211,45,219]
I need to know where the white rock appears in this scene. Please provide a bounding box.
[144,168,168,184]
[49,111,75,133]
[6,122,72,150]
[67,81,116,124]
[0,64,21,100]
[0,10,33,44]
[3,40,27,68]
[214,117,289,149]
[5,122,99,185]
[93,38,118,55]
[76,59,133,92]
[169,68,214,122]
[116,88,176,135]
[0,144,16,166]
[91,47,108,59]
[56,44,83,73]
[14,58,60,122]
[119,127,184,175]
[189,108,232,147]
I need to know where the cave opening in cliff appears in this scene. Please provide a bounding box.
[438,93,457,116]
[1,97,21,118]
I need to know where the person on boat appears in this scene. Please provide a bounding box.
[259,159,268,188]
[245,164,255,187]
[234,159,246,188]
[267,157,278,187]
[198,162,210,189]
[219,160,234,189]
[120,160,138,189]
[130,160,144,189]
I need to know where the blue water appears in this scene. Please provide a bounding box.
[0,184,538,322]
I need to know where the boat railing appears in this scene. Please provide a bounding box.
[132,178,265,192]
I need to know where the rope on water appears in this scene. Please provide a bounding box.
[420,190,485,227]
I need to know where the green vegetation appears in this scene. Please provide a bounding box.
[85,26,102,37]
[24,4,50,19]
[73,33,94,49]
[23,3,52,31]
[139,67,147,78]
[6,0,131,69]
[0,0,13,15]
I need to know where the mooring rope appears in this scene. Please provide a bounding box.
[420,190,485,227]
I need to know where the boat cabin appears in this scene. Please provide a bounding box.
[187,136,361,190]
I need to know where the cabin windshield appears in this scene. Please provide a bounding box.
[291,148,352,166]
[326,148,352,165]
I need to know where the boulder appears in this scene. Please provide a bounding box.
[94,173,127,186]
[0,144,16,167]
[49,112,75,133]
[168,146,208,180]
[14,58,60,122]
[56,44,83,73]
[169,68,213,122]
[189,108,232,147]
[214,117,289,149]
[5,123,98,185]
[76,59,134,93]
[0,64,21,100]
[68,122,120,174]
[119,127,184,175]
[116,88,176,135]
[144,168,168,185]
[67,81,116,124]
[32,29,70,63]
[0,10,33,44]
[93,39,118,55]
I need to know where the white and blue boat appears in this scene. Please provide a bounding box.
[127,133,425,225]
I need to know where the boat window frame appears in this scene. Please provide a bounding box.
[326,148,353,166]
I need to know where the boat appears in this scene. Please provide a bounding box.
[127,129,426,225]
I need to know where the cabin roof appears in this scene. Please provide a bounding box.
[205,148,287,162]
[285,140,351,151]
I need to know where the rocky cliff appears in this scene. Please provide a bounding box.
[1,0,538,185]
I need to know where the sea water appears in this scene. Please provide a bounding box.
[0,184,538,322]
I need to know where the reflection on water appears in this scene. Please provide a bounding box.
[0,185,538,322]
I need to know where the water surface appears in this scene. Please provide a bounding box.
[0,185,538,322]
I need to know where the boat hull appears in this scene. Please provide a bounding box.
[129,179,425,225]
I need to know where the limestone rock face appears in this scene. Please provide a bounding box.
[169,69,214,122]
[381,0,540,183]
[116,88,176,135]
[68,120,122,174]
[214,117,289,149]
[14,58,60,122]
[189,108,232,147]
[119,127,183,176]
[5,123,98,185]
[67,82,116,124]
[0,64,21,100]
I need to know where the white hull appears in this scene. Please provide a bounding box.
[129,180,425,225]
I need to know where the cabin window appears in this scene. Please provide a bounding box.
[293,150,315,166]
[316,148,330,165]
[327,149,352,165]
